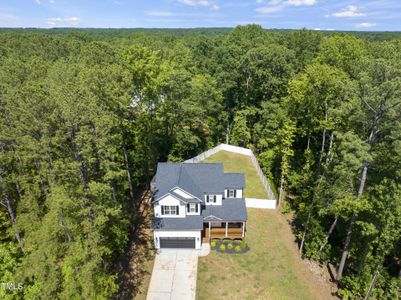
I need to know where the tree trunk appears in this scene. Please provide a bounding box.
[325,131,334,165]
[278,173,284,208]
[0,143,25,253]
[318,216,338,253]
[317,127,326,173]
[317,99,328,173]
[337,213,356,281]
[337,115,377,282]
[299,211,310,254]
[120,122,135,209]
[364,266,379,300]
[0,174,25,253]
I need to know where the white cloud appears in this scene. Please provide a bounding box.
[256,0,317,14]
[177,0,220,10]
[146,11,175,17]
[330,5,365,18]
[36,0,55,4]
[285,0,316,6]
[46,17,80,26]
[256,5,284,13]
[356,22,376,28]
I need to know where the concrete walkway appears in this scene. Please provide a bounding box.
[146,249,198,300]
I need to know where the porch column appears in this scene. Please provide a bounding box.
[225,222,228,237]
[242,222,245,237]
[209,221,211,239]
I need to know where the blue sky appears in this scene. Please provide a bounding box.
[0,0,400,31]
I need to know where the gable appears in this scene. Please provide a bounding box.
[156,193,185,205]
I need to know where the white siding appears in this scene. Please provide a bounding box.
[153,230,202,249]
[172,188,193,199]
[154,194,186,218]
[204,194,222,205]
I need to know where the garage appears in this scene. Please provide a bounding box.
[159,237,196,248]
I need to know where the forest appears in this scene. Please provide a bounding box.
[0,26,400,299]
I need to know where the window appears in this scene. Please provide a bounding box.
[161,205,178,215]
[228,189,236,198]
[206,194,216,203]
[187,203,198,213]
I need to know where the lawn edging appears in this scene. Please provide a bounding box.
[184,143,276,207]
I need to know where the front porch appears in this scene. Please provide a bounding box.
[202,221,245,242]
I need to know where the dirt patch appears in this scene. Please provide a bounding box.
[113,189,155,300]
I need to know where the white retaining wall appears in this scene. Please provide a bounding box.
[245,198,276,209]
[185,144,276,208]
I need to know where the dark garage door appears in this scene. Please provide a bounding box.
[160,237,195,248]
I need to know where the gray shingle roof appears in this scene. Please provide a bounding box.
[152,162,245,203]
[152,215,204,230]
[203,199,247,222]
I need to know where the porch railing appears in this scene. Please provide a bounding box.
[210,227,243,238]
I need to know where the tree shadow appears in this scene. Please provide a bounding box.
[114,188,155,300]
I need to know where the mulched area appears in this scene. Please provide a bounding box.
[211,239,250,254]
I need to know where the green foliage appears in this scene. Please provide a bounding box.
[234,245,241,253]
[0,27,400,299]
[211,241,217,249]
[240,239,246,249]
[227,243,233,250]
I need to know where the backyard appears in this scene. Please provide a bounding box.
[199,150,335,299]
[197,208,337,300]
[202,150,269,199]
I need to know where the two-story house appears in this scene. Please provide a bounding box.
[151,162,247,249]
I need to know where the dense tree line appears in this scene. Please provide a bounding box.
[0,26,400,299]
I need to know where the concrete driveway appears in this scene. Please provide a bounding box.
[146,249,199,300]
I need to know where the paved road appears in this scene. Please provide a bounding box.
[147,249,198,300]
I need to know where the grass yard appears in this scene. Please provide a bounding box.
[202,150,268,199]
[197,209,336,300]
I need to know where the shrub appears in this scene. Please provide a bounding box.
[220,244,226,251]
[211,241,217,249]
[241,239,246,249]
[227,243,233,250]
[234,245,241,252]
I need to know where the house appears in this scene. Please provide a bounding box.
[151,162,247,249]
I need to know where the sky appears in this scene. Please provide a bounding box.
[0,0,400,31]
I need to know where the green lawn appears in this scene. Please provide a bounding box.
[202,150,268,199]
[196,209,336,300]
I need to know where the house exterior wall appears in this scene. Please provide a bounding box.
[154,195,186,218]
[153,230,202,249]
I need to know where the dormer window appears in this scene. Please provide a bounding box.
[187,203,198,213]
[206,194,217,203]
[228,189,236,198]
